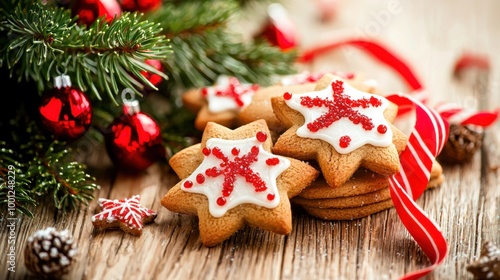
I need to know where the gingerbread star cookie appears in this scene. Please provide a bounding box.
[161,119,319,247]
[292,160,444,220]
[278,70,381,94]
[238,82,317,134]
[181,75,260,131]
[271,73,407,188]
[91,195,157,236]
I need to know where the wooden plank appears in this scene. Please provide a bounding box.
[2,1,500,280]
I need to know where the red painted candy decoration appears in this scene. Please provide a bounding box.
[256,131,268,142]
[377,124,387,134]
[266,158,280,166]
[184,180,193,188]
[339,135,351,148]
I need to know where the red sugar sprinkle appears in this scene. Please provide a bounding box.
[217,197,226,206]
[208,77,258,107]
[204,145,267,199]
[256,131,267,142]
[283,92,292,100]
[231,147,240,156]
[222,189,231,197]
[202,147,211,156]
[339,135,351,148]
[196,173,205,184]
[377,124,387,134]
[201,88,208,96]
[266,158,280,166]
[267,193,275,201]
[300,80,382,132]
[184,180,193,188]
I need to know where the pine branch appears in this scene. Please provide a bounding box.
[0,143,37,217]
[0,1,172,104]
[0,111,100,217]
[0,0,299,219]
[146,0,298,90]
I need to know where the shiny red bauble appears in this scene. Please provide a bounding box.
[105,96,165,173]
[256,3,298,51]
[119,0,162,13]
[38,75,92,142]
[141,59,164,88]
[72,0,122,26]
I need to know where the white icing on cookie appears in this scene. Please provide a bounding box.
[284,77,393,154]
[181,133,290,217]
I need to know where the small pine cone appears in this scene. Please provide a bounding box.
[24,227,78,279]
[437,123,483,164]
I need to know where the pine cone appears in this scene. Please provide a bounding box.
[437,123,483,164]
[24,227,78,279]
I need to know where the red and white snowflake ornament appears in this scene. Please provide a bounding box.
[91,195,157,236]
[181,131,290,217]
[201,76,259,114]
[284,78,393,154]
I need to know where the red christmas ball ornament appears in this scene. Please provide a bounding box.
[72,0,122,26]
[141,59,164,88]
[255,3,298,51]
[38,75,93,142]
[105,89,165,173]
[119,0,162,13]
[314,0,340,23]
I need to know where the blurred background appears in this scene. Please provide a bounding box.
[236,0,500,108]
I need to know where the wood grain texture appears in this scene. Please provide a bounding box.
[2,0,500,279]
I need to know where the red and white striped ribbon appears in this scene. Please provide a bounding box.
[434,102,499,128]
[386,93,449,280]
[298,38,451,279]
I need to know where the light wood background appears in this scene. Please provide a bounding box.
[2,0,500,279]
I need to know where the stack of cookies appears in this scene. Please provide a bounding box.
[291,162,443,220]
[162,71,444,246]
[244,72,444,220]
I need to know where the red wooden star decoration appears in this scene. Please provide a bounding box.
[91,195,157,236]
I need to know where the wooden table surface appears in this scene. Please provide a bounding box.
[2,0,500,279]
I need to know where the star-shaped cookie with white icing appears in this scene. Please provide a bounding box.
[182,76,260,131]
[91,195,157,236]
[161,119,319,247]
[271,73,407,188]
